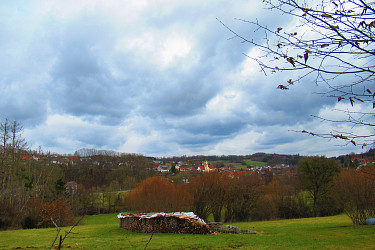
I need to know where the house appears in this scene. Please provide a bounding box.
[197,160,216,172]
[66,181,78,195]
[157,165,170,173]
[352,158,375,166]
[197,166,205,172]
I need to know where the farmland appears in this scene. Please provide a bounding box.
[210,159,267,169]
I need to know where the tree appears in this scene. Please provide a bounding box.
[125,176,192,213]
[188,172,231,222]
[297,156,340,216]
[220,0,375,147]
[334,167,375,225]
[224,173,262,222]
[188,172,232,221]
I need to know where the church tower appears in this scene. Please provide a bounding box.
[204,160,210,172]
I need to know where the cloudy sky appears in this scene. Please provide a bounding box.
[0,0,368,157]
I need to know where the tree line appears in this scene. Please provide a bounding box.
[125,156,375,225]
[1,118,374,230]
[0,119,154,230]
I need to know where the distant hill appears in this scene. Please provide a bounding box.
[156,152,302,167]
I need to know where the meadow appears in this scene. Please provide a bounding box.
[0,213,374,249]
[211,159,266,170]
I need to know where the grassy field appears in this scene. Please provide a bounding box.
[211,159,266,170]
[0,213,374,249]
[243,159,267,167]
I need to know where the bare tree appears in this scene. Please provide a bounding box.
[298,156,340,216]
[220,0,375,147]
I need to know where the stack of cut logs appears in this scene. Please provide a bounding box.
[118,212,213,234]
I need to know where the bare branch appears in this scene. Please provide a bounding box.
[49,217,61,250]
[220,0,375,147]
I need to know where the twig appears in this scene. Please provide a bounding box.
[61,216,85,242]
[144,232,154,250]
[49,217,60,250]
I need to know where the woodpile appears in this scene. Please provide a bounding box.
[208,222,257,234]
[207,222,223,232]
[118,212,213,234]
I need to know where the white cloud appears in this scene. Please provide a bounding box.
[1,0,367,157]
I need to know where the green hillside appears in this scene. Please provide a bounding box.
[0,213,374,249]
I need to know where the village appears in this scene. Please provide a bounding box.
[153,159,293,180]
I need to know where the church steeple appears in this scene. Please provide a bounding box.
[204,160,209,172]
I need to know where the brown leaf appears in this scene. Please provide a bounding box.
[350,140,356,146]
[304,52,309,63]
[330,25,339,30]
[366,89,372,94]
[359,21,366,28]
[287,79,294,85]
[277,27,283,33]
[338,96,344,102]
[275,66,280,70]
[321,13,333,18]
[287,57,296,67]
[321,44,330,48]
[334,134,349,140]
[277,85,289,90]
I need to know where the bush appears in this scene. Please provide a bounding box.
[126,176,192,213]
[251,194,278,221]
[23,197,74,228]
[0,219,8,230]
[21,216,38,229]
[278,194,312,219]
[334,168,375,225]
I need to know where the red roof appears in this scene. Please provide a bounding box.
[21,155,33,160]
[352,158,375,163]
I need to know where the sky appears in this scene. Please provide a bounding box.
[0,0,369,157]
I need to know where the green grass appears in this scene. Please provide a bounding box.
[211,159,266,170]
[0,214,374,249]
[243,159,266,167]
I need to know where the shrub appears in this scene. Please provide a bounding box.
[23,197,74,228]
[0,219,7,230]
[277,194,312,219]
[21,216,38,229]
[334,168,375,225]
[125,176,192,213]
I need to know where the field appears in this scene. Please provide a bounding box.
[211,159,266,169]
[242,159,267,167]
[0,213,374,249]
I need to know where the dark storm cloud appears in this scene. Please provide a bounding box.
[47,15,135,124]
[0,1,365,156]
